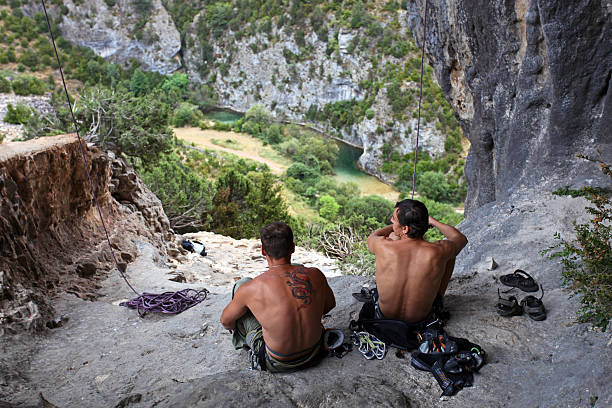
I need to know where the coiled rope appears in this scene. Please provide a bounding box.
[40,0,207,316]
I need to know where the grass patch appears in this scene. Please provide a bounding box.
[211,137,243,150]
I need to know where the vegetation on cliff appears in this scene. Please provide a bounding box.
[544,154,612,331]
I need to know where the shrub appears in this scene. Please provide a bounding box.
[4,102,34,124]
[75,86,173,164]
[318,194,340,220]
[0,75,12,93]
[418,171,452,203]
[172,102,204,127]
[12,74,46,95]
[343,195,394,225]
[542,154,611,331]
[0,132,5,143]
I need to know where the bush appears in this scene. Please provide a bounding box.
[209,169,290,239]
[543,154,611,331]
[343,195,394,225]
[75,86,173,164]
[4,102,34,124]
[0,132,5,143]
[418,171,452,203]
[11,74,46,95]
[18,49,39,69]
[318,194,340,220]
[0,75,11,93]
[172,102,204,127]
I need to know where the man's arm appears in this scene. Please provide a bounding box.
[367,225,394,254]
[220,284,251,330]
[322,277,336,315]
[429,216,468,257]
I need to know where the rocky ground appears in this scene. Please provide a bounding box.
[1,190,611,408]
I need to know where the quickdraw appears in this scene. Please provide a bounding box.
[352,331,387,360]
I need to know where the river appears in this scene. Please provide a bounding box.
[333,142,399,202]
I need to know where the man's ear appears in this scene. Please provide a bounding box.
[262,247,267,257]
[402,225,411,236]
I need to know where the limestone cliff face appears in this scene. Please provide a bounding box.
[0,135,173,334]
[406,0,611,214]
[183,10,447,177]
[56,0,181,74]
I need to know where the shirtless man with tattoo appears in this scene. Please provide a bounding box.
[220,222,336,372]
[367,199,467,324]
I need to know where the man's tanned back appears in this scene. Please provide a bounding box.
[367,200,467,323]
[231,265,334,357]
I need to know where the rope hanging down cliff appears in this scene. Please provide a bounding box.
[40,0,207,316]
[411,0,428,199]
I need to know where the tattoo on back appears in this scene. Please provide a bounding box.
[285,267,313,307]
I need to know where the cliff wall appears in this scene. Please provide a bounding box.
[407,0,611,214]
[0,135,172,334]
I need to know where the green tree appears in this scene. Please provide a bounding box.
[11,74,46,95]
[4,103,35,124]
[418,171,452,203]
[129,69,150,96]
[161,72,189,100]
[319,194,340,220]
[75,86,173,164]
[243,171,290,237]
[343,195,394,225]
[206,2,233,38]
[172,102,204,127]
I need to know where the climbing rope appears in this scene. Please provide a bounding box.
[352,331,387,360]
[411,0,429,199]
[119,289,208,317]
[40,0,206,316]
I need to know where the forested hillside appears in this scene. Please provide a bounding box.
[0,0,466,274]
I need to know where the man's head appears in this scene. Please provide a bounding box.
[392,199,429,238]
[260,222,295,260]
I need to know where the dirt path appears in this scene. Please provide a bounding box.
[174,127,290,175]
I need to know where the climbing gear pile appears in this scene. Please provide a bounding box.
[41,0,208,316]
[411,328,486,397]
[352,331,387,360]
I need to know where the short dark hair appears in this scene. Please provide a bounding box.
[260,222,294,259]
[395,199,429,238]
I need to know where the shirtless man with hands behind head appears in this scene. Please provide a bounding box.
[367,199,467,324]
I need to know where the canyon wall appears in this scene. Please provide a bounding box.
[406,0,611,214]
